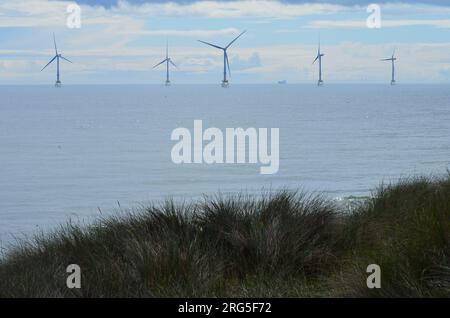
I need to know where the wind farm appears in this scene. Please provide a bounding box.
[35,31,406,87]
[41,34,72,88]
[198,30,246,88]
[153,41,178,86]
[381,49,398,85]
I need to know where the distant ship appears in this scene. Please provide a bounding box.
[278,80,287,85]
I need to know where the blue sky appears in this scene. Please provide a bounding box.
[1,0,450,84]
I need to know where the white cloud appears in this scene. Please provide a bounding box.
[380,3,450,16]
[1,0,450,29]
[125,28,242,38]
[0,0,68,27]
[307,19,450,29]
[0,0,351,29]
[112,0,347,19]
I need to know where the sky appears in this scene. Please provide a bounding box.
[1,0,450,84]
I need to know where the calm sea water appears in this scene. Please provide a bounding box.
[1,84,449,246]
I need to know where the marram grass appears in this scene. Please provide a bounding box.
[0,176,449,298]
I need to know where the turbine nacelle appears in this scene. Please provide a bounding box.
[313,53,324,64]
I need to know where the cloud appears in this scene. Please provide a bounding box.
[230,52,262,71]
[0,0,67,27]
[126,28,242,38]
[307,19,450,29]
[110,0,348,19]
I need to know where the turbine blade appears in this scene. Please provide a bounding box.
[53,33,58,55]
[317,34,321,55]
[153,58,168,69]
[313,55,319,64]
[41,55,57,71]
[60,55,72,63]
[225,52,231,77]
[225,30,247,49]
[166,40,169,59]
[198,40,224,50]
[169,59,178,69]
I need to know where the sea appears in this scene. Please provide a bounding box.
[1,84,449,248]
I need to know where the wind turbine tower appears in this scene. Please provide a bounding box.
[313,39,325,86]
[41,34,72,87]
[153,41,178,86]
[381,49,397,85]
[198,30,246,88]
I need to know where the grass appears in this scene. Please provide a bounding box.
[0,176,449,298]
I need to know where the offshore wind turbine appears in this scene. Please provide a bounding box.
[153,41,178,86]
[41,34,72,87]
[313,39,325,86]
[381,49,397,85]
[198,30,246,88]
